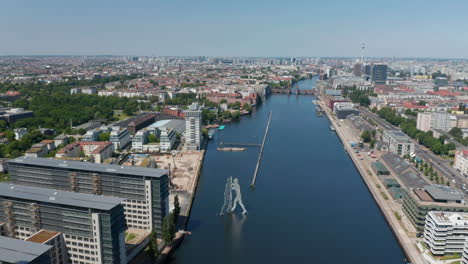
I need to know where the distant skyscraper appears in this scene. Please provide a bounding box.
[184,102,203,151]
[372,63,388,84]
[364,64,372,75]
[353,63,363,77]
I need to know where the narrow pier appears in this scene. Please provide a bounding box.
[251,111,272,187]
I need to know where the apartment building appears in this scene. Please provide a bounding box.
[0,183,126,264]
[454,149,468,177]
[382,130,415,157]
[56,141,114,163]
[110,127,131,151]
[131,129,150,152]
[184,102,202,151]
[424,211,468,255]
[160,128,176,152]
[8,157,169,235]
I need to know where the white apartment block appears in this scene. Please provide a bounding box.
[160,128,176,152]
[110,127,131,151]
[454,149,468,177]
[132,129,150,152]
[382,130,415,157]
[417,111,456,132]
[424,211,468,255]
[184,102,203,151]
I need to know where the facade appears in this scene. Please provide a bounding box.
[127,113,156,135]
[416,111,456,132]
[353,63,363,77]
[371,63,388,84]
[403,187,468,231]
[334,104,359,119]
[14,127,28,140]
[8,157,169,235]
[0,107,34,124]
[417,112,432,132]
[184,102,203,151]
[83,129,103,142]
[110,127,131,151]
[424,211,468,255]
[382,130,415,157]
[160,128,176,152]
[163,107,185,118]
[0,236,52,264]
[454,149,468,177]
[132,129,150,152]
[55,141,114,163]
[0,183,126,264]
[27,230,68,264]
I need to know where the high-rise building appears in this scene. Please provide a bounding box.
[353,63,363,77]
[0,183,126,264]
[8,157,169,235]
[371,63,388,84]
[416,112,456,132]
[184,102,203,151]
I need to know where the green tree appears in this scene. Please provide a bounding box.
[0,120,7,131]
[148,134,159,143]
[173,195,181,221]
[99,132,110,141]
[147,231,159,261]
[162,214,176,244]
[220,99,228,104]
[361,130,371,143]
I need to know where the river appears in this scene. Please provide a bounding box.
[168,77,406,264]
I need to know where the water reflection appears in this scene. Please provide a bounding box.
[224,214,247,261]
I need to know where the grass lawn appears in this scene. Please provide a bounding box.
[113,112,131,121]
[125,232,137,241]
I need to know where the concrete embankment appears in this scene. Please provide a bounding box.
[318,99,424,264]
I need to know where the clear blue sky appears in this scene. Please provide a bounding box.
[2,0,468,58]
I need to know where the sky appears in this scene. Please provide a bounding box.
[1,0,468,58]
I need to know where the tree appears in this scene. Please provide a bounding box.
[0,120,7,131]
[162,214,176,244]
[220,99,228,104]
[99,132,110,141]
[147,231,159,261]
[449,127,463,139]
[361,130,371,143]
[231,111,241,120]
[173,195,181,224]
[148,134,159,143]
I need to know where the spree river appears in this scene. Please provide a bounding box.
[168,77,405,264]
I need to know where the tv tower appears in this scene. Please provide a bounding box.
[361,42,366,76]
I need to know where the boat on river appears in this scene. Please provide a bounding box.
[208,128,215,140]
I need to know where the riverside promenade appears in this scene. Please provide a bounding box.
[318,99,425,264]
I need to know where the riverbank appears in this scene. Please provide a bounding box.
[317,97,424,264]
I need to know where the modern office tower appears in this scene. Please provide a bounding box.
[353,63,363,77]
[364,64,372,75]
[8,157,169,235]
[371,63,388,84]
[0,183,126,264]
[424,211,468,255]
[184,102,203,151]
[0,236,52,264]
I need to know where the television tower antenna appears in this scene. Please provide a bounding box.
[361,42,366,76]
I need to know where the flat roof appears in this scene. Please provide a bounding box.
[425,185,463,201]
[9,156,168,179]
[372,162,389,172]
[413,189,434,202]
[0,183,124,211]
[0,236,51,263]
[26,230,60,244]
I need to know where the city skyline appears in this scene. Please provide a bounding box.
[2,0,468,58]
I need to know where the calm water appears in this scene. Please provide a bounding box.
[168,78,405,264]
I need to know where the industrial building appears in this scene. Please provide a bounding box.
[0,183,126,264]
[127,113,156,135]
[0,236,52,264]
[8,157,169,235]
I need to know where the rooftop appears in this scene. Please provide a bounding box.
[9,156,168,178]
[429,211,468,226]
[425,184,463,202]
[385,130,412,143]
[0,183,124,211]
[26,230,60,244]
[0,236,51,263]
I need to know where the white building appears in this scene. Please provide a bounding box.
[417,111,456,132]
[424,211,468,255]
[454,149,468,177]
[132,129,150,152]
[83,128,103,141]
[160,128,176,152]
[13,128,28,140]
[184,102,203,151]
[110,127,131,151]
[417,112,432,132]
[382,130,415,157]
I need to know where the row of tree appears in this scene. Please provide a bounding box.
[376,107,455,156]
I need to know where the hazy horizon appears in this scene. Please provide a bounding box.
[2,0,468,58]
